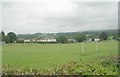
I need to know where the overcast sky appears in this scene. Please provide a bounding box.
[1,0,118,34]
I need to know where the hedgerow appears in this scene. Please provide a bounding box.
[2,55,119,75]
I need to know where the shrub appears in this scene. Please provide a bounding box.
[2,55,119,75]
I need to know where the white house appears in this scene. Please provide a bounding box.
[24,39,31,43]
[95,39,100,42]
[49,39,57,42]
[67,39,76,42]
[42,38,57,42]
[88,39,92,42]
[31,38,57,43]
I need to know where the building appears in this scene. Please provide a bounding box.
[17,38,31,43]
[88,39,92,42]
[31,38,57,43]
[95,39,100,42]
[67,39,76,43]
[17,38,57,43]
[24,39,31,43]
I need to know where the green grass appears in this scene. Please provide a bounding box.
[2,41,118,70]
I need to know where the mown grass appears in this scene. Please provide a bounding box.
[2,41,118,70]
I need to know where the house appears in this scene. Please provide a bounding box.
[31,38,37,42]
[67,39,76,43]
[16,38,25,43]
[88,39,92,42]
[42,38,57,42]
[17,38,57,43]
[95,39,100,42]
[31,38,57,43]
[24,39,31,43]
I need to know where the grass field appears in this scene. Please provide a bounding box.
[2,41,118,70]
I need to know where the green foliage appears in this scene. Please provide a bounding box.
[7,32,17,43]
[4,36,10,43]
[16,39,24,43]
[74,33,86,42]
[16,29,118,41]
[1,31,6,41]
[2,55,118,75]
[0,31,17,43]
[50,56,118,75]
[99,32,108,40]
[0,33,2,41]
[2,41,118,70]
[56,36,67,43]
[113,36,120,40]
[0,31,10,43]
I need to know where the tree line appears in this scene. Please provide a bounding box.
[0,31,17,43]
[0,31,118,44]
[56,32,110,43]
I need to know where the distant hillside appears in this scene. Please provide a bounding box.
[82,29,118,38]
[16,29,118,39]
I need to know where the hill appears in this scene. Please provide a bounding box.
[16,29,118,39]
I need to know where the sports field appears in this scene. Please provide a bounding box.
[2,41,118,70]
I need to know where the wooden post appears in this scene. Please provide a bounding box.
[82,42,84,55]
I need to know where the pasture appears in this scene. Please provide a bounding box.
[2,41,118,70]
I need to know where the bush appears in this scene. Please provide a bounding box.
[2,55,119,75]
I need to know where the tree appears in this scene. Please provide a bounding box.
[56,36,67,43]
[99,32,108,40]
[16,39,24,43]
[113,36,120,40]
[74,33,86,42]
[7,32,17,43]
[1,31,6,41]
[91,38,95,41]
[4,36,10,43]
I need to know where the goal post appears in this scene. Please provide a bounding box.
[96,41,98,52]
[82,42,84,55]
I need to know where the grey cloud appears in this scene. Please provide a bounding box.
[2,2,118,34]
